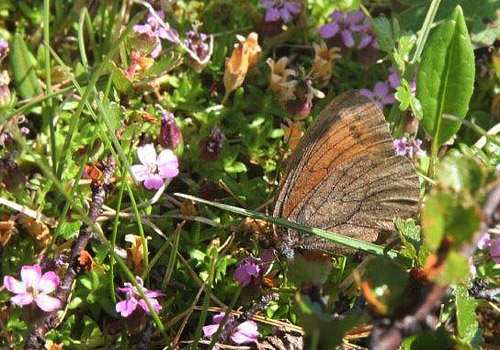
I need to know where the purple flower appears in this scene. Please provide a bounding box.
[131,143,179,190]
[3,264,61,312]
[478,233,500,263]
[203,312,259,345]
[318,10,366,48]
[0,70,10,108]
[0,40,8,63]
[159,111,182,150]
[359,82,395,110]
[134,11,179,58]
[393,137,425,157]
[261,0,301,23]
[116,276,163,317]
[184,28,213,66]
[234,249,274,287]
[357,19,377,50]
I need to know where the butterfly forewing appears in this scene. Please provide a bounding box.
[274,91,420,255]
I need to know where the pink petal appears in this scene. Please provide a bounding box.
[144,175,165,190]
[491,237,500,263]
[284,2,301,14]
[150,40,162,58]
[21,265,42,288]
[347,11,364,26]
[157,150,179,179]
[139,297,162,314]
[318,23,339,39]
[3,276,26,294]
[137,144,157,167]
[203,324,219,338]
[359,88,374,98]
[134,24,154,36]
[374,82,390,98]
[38,271,59,294]
[341,30,355,47]
[116,298,138,317]
[231,320,259,344]
[478,233,491,250]
[358,35,372,49]
[11,293,34,306]
[131,164,150,181]
[330,11,343,22]
[265,8,281,22]
[35,294,62,312]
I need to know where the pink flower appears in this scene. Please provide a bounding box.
[3,264,61,312]
[318,10,366,48]
[134,11,179,58]
[478,233,500,263]
[131,144,179,190]
[234,249,274,287]
[393,137,425,158]
[359,82,395,110]
[202,312,259,345]
[115,276,163,317]
[261,0,301,23]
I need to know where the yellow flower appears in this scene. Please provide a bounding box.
[311,43,341,87]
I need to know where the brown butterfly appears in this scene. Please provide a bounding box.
[273,91,420,259]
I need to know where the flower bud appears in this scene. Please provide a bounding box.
[198,127,225,162]
[159,111,182,150]
[199,181,219,200]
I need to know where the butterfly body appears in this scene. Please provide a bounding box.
[273,91,420,258]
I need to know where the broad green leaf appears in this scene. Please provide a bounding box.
[9,33,42,99]
[372,16,394,53]
[364,258,408,313]
[455,285,482,346]
[422,192,480,251]
[439,251,469,284]
[416,6,475,145]
[295,293,364,348]
[437,154,485,195]
[289,254,332,285]
[401,329,451,350]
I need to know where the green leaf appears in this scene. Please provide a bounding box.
[439,251,469,284]
[9,33,42,99]
[372,16,395,53]
[289,254,332,285]
[401,328,451,350]
[422,192,480,251]
[437,154,485,196]
[416,6,475,146]
[455,285,482,346]
[295,293,364,348]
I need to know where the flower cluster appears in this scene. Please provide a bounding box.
[267,57,324,119]
[261,0,301,23]
[203,312,259,345]
[3,264,61,312]
[0,40,10,109]
[234,249,274,287]
[133,11,179,58]
[360,82,395,110]
[184,25,213,68]
[131,143,179,190]
[319,10,376,51]
[393,137,425,158]
[478,233,500,263]
[115,276,163,317]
